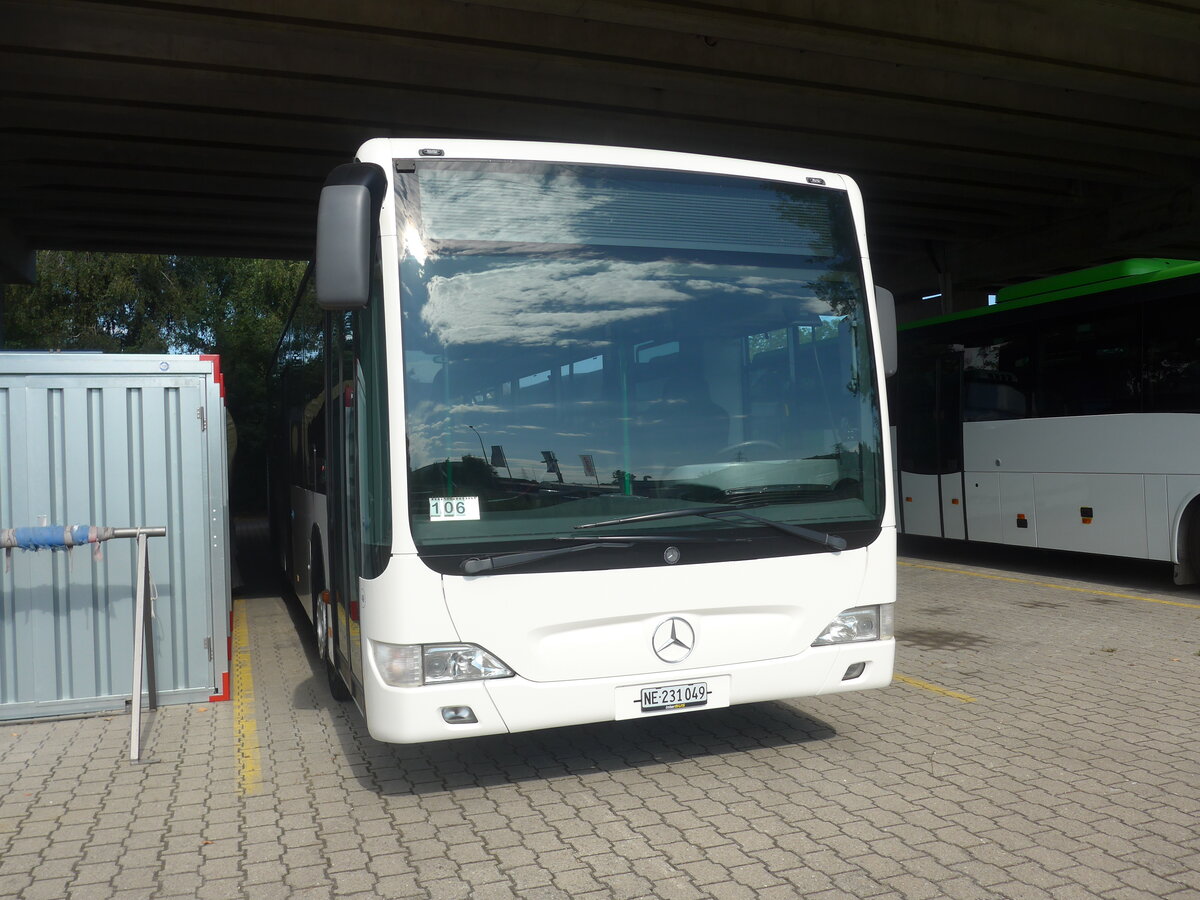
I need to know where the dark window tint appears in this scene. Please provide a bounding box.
[897,343,961,474]
[1143,292,1200,413]
[1034,308,1140,416]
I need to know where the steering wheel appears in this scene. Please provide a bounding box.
[716,440,783,461]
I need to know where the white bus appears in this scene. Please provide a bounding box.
[268,139,897,743]
[894,257,1200,584]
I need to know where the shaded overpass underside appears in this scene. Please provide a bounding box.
[3,0,1200,307]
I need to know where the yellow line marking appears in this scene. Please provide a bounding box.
[232,599,262,796]
[900,561,1200,610]
[893,673,977,703]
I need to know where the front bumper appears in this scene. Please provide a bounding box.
[362,638,894,744]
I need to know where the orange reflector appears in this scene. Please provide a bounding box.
[1082,517,1093,524]
[905,497,912,502]
[1016,514,1027,520]
[951,498,960,505]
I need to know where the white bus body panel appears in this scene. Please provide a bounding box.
[964,473,1002,543]
[998,473,1037,547]
[1033,474,1148,558]
[899,472,941,537]
[444,548,873,683]
[360,532,895,744]
[940,473,966,540]
[960,415,1200,561]
[1145,476,1171,558]
[964,414,1200,475]
[896,473,964,539]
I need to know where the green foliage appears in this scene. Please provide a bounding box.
[4,251,305,513]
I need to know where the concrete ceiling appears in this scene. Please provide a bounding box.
[3,0,1200,307]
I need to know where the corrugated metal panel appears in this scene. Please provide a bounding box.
[0,354,229,719]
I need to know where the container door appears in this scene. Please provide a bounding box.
[0,374,215,719]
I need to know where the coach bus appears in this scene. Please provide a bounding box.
[268,139,898,743]
[894,257,1200,584]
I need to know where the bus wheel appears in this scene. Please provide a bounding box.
[314,591,328,660]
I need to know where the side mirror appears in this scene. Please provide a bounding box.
[874,286,897,377]
[315,162,388,310]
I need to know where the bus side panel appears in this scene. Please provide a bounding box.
[899,472,942,536]
[940,473,966,540]
[964,473,1002,543]
[1032,474,1148,558]
[1144,475,1171,562]
[999,474,1037,546]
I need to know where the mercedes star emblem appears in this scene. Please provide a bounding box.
[652,617,695,663]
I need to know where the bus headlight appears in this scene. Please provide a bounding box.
[812,605,894,646]
[423,644,514,684]
[371,641,514,687]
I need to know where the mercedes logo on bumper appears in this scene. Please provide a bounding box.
[652,617,695,663]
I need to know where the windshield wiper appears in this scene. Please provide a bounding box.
[575,506,847,551]
[461,541,633,575]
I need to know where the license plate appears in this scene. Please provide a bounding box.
[640,681,708,712]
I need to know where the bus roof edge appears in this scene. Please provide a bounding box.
[996,258,1200,304]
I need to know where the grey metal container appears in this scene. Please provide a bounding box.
[0,353,231,719]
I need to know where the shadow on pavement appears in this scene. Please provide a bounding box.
[898,533,1195,596]
[231,515,844,797]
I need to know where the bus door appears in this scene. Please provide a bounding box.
[325,291,392,702]
[897,345,965,538]
[326,311,364,700]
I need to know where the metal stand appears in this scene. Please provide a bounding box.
[124,527,167,762]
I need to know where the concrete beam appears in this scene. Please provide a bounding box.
[7,2,1198,179]
[458,0,1200,107]
[0,220,35,285]
[878,185,1200,299]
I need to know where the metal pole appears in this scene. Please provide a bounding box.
[128,528,164,761]
[468,425,487,461]
[144,550,157,712]
[112,527,167,539]
[130,532,148,761]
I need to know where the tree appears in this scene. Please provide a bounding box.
[3,251,306,512]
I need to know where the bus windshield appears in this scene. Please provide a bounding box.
[397,160,883,563]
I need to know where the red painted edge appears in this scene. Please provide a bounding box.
[200,353,225,399]
[209,670,230,702]
[208,608,234,702]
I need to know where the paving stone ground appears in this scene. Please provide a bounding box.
[1,526,1198,899]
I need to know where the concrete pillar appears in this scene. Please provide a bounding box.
[0,220,36,285]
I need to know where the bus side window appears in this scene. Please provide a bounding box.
[963,334,1033,421]
[1143,295,1200,413]
[1035,309,1139,416]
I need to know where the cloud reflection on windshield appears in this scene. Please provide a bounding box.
[420,258,835,347]
[421,258,690,347]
